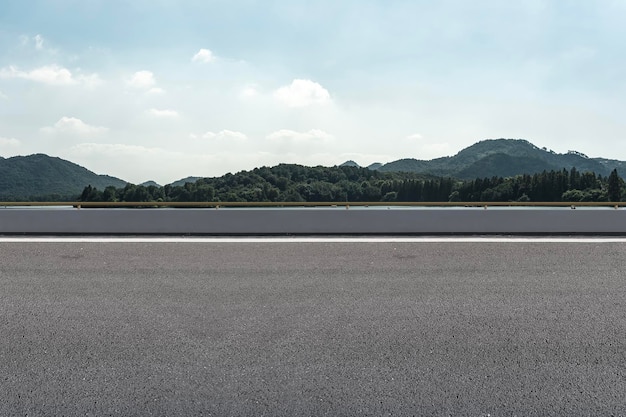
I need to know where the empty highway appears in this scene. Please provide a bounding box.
[1,237,626,416]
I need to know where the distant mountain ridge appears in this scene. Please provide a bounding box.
[0,154,127,200]
[339,160,360,167]
[169,176,202,187]
[3,139,626,200]
[346,139,626,179]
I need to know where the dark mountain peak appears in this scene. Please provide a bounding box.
[168,176,202,187]
[378,138,623,179]
[566,150,589,158]
[0,153,127,200]
[453,138,543,164]
[16,153,62,161]
[339,160,360,167]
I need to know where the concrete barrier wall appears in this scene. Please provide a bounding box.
[1,208,626,234]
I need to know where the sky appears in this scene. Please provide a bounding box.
[1,0,626,184]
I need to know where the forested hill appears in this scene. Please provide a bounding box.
[81,165,443,203]
[0,154,127,200]
[80,164,626,204]
[4,139,626,201]
[375,139,626,178]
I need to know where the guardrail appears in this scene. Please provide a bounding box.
[1,201,625,208]
[2,203,626,234]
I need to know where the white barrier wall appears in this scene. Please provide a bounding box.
[1,208,625,234]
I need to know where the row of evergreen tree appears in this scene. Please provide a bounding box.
[80,165,626,203]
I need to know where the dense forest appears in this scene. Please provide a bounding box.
[79,164,626,203]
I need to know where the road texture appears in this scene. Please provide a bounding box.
[1,239,626,416]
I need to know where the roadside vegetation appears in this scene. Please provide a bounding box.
[79,165,626,203]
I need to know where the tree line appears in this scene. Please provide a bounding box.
[80,165,625,203]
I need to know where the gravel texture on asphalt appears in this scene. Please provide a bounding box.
[1,241,626,416]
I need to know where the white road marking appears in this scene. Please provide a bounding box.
[2,236,626,243]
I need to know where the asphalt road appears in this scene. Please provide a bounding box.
[2,239,626,416]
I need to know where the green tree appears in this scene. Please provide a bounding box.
[608,169,621,202]
[102,186,118,202]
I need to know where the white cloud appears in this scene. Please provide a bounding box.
[274,79,331,107]
[406,133,424,140]
[0,137,20,147]
[192,48,214,63]
[76,73,103,89]
[40,117,108,135]
[69,142,165,157]
[34,34,44,50]
[240,85,259,99]
[27,66,73,84]
[128,70,156,89]
[19,34,49,51]
[0,90,7,99]
[128,71,164,93]
[192,130,248,141]
[0,65,100,87]
[0,65,76,85]
[266,129,333,143]
[147,108,179,118]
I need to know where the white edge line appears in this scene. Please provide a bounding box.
[2,237,626,243]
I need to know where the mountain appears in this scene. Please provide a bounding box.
[340,161,383,170]
[3,139,626,201]
[455,153,556,179]
[378,139,624,179]
[339,160,360,167]
[0,154,127,200]
[139,180,161,187]
[168,176,202,187]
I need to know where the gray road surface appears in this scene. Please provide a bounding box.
[1,240,626,416]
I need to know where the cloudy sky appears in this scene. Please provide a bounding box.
[1,0,626,184]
